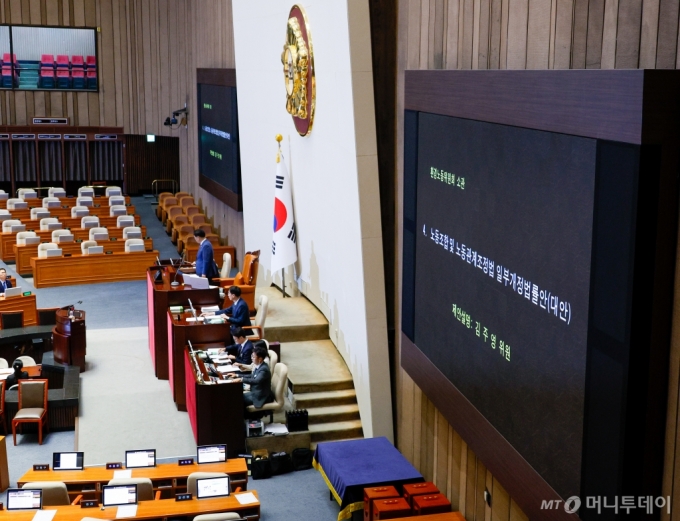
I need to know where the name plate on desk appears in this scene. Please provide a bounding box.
[106,462,123,469]
[81,500,98,508]
[32,464,49,471]
[178,458,194,466]
[175,493,192,502]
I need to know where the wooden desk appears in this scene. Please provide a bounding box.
[53,309,86,370]
[0,294,37,327]
[4,205,136,221]
[147,267,219,380]
[31,251,159,288]
[168,312,231,411]
[0,493,260,521]
[1,226,148,262]
[14,239,154,275]
[18,459,249,500]
[185,348,245,457]
[0,196,131,209]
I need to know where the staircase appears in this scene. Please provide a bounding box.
[262,288,364,448]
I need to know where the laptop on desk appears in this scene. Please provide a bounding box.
[5,286,22,297]
[6,489,42,510]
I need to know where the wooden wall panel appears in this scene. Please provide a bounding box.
[395,0,680,520]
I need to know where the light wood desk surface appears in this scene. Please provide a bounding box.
[0,492,259,521]
[17,459,248,487]
[31,251,158,288]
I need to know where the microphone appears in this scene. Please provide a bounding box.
[171,252,185,287]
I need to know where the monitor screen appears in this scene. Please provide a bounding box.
[6,489,42,510]
[125,449,156,468]
[53,452,84,470]
[196,476,230,499]
[197,444,227,464]
[102,485,137,507]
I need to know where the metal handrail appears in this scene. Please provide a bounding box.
[151,179,178,202]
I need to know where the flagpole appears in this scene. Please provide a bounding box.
[276,134,286,298]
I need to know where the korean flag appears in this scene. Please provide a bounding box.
[271,151,298,272]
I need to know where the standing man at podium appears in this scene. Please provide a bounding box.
[192,229,218,284]
[0,268,13,295]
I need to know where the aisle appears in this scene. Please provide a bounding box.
[76,326,196,464]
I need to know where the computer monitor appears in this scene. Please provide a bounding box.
[53,452,84,470]
[195,476,230,499]
[197,444,227,464]
[5,287,22,297]
[6,489,42,510]
[102,484,137,507]
[125,449,156,468]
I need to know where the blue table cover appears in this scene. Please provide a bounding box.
[313,437,423,520]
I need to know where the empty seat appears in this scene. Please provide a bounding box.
[106,478,155,501]
[86,56,96,69]
[76,196,92,207]
[105,186,122,196]
[16,231,38,246]
[40,218,61,231]
[56,69,71,89]
[81,216,99,229]
[0,190,8,201]
[18,189,37,200]
[71,206,89,218]
[52,230,74,243]
[7,199,27,210]
[110,205,127,217]
[116,215,134,228]
[42,197,60,209]
[89,227,108,241]
[108,196,125,206]
[48,187,66,198]
[16,356,36,367]
[30,208,50,220]
[71,56,84,68]
[123,226,142,239]
[37,243,60,258]
[80,240,98,254]
[56,55,69,68]
[77,187,94,198]
[125,239,145,252]
[21,482,69,506]
[41,55,55,67]
[71,68,85,89]
[2,220,24,232]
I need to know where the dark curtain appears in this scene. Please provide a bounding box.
[65,141,87,182]
[90,141,123,182]
[39,141,63,183]
[12,141,37,183]
[0,142,10,182]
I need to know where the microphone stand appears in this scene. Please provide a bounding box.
[170,251,186,287]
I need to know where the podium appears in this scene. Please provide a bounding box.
[52,309,86,371]
[168,312,232,411]
[147,266,219,379]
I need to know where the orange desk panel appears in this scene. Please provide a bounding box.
[31,251,159,288]
[18,459,249,491]
[0,493,259,521]
[0,294,37,327]
[14,238,154,275]
[386,514,465,521]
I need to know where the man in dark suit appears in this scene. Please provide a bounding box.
[228,343,273,408]
[223,327,253,365]
[6,359,28,388]
[0,268,13,295]
[213,286,251,327]
[192,229,218,283]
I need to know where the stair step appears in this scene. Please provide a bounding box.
[309,420,363,442]
[290,378,354,394]
[294,389,357,409]
[307,404,360,424]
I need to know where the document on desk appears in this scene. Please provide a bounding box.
[217,364,239,373]
[113,469,132,479]
[32,509,56,521]
[201,306,220,313]
[235,492,258,505]
[116,505,138,518]
[264,423,289,435]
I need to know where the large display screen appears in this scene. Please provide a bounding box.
[413,114,596,499]
[197,83,240,194]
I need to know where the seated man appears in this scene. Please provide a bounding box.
[228,343,273,408]
[203,286,252,328]
[233,340,268,371]
[0,268,13,295]
[224,327,253,365]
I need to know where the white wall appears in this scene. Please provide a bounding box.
[232,0,393,439]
